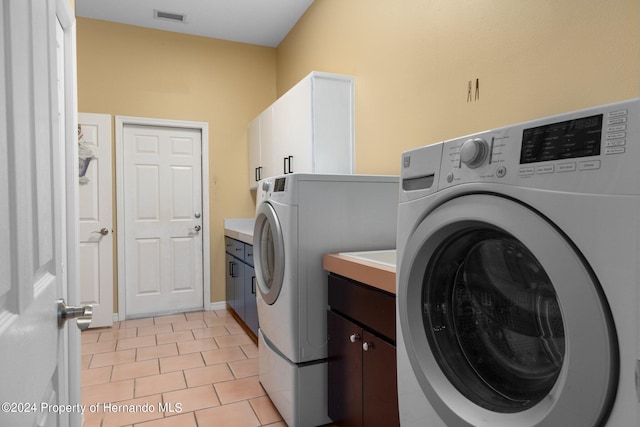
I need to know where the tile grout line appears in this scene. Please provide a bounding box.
[81,311,281,427]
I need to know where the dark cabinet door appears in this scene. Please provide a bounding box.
[362,331,400,427]
[328,310,363,427]
[243,263,258,335]
[225,253,235,310]
[232,258,245,318]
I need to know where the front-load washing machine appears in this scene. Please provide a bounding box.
[396,98,640,426]
[254,173,399,426]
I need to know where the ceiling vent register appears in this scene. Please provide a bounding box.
[154,10,186,23]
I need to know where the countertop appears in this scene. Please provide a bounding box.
[323,250,396,295]
[223,218,255,245]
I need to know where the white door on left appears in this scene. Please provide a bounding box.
[0,1,83,426]
[78,113,114,328]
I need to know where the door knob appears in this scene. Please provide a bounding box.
[92,228,109,236]
[349,333,361,343]
[193,225,201,232]
[57,299,93,331]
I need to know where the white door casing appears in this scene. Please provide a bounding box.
[116,118,210,318]
[78,113,113,328]
[0,1,81,426]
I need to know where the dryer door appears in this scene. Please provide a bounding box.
[254,202,285,305]
[397,194,617,427]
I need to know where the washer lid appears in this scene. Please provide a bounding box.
[397,194,618,426]
[253,202,285,305]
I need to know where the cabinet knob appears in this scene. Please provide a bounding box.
[349,333,361,343]
[363,342,374,352]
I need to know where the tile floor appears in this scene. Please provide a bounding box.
[81,310,285,427]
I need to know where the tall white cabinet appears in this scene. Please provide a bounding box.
[248,72,355,190]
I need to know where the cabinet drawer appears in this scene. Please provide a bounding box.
[328,274,395,342]
[244,243,254,267]
[225,236,245,259]
[224,237,235,253]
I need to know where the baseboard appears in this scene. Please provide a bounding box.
[206,301,227,311]
[112,301,226,322]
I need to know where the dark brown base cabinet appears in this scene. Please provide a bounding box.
[327,274,400,427]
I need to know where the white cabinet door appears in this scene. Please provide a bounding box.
[259,108,275,180]
[248,115,261,189]
[272,78,313,175]
[248,107,274,189]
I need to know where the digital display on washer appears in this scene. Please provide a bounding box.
[273,177,286,192]
[520,114,603,164]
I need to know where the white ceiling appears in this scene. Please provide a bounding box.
[75,0,315,48]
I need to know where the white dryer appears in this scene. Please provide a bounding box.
[396,99,640,426]
[254,173,399,427]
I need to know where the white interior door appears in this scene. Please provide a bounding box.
[122,124,204,317]
[78,113,113,328]
[0,1,82,426]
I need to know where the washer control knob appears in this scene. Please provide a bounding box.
[262,180,270,192]
[460,138,489,169]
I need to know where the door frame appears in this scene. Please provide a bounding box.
[115,116,211,320]
[58,0,82,421]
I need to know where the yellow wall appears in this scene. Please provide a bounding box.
[76,18,276,308]
[77,1,639,311]
[277,0,640,175]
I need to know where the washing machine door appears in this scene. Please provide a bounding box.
[397,194,617,427]
[254,202,285,305]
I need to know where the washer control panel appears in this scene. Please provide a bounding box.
[431,98,640,195]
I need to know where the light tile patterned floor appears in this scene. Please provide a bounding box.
[81,310,286,427]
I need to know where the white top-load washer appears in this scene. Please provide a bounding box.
[254,173,399,427]
[396,99,640,426]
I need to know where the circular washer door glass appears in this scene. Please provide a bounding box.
[254,202,285,305]
[423,228,565,413]
[258,220,276,289]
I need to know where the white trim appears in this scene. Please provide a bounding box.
[57,1,81,425]
[56,0,74,27]
[207,301,227,311]
[115,116,211,320]
[113,300,225,323]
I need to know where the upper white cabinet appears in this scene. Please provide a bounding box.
[248,71,355,190]
[248,107,273,186]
